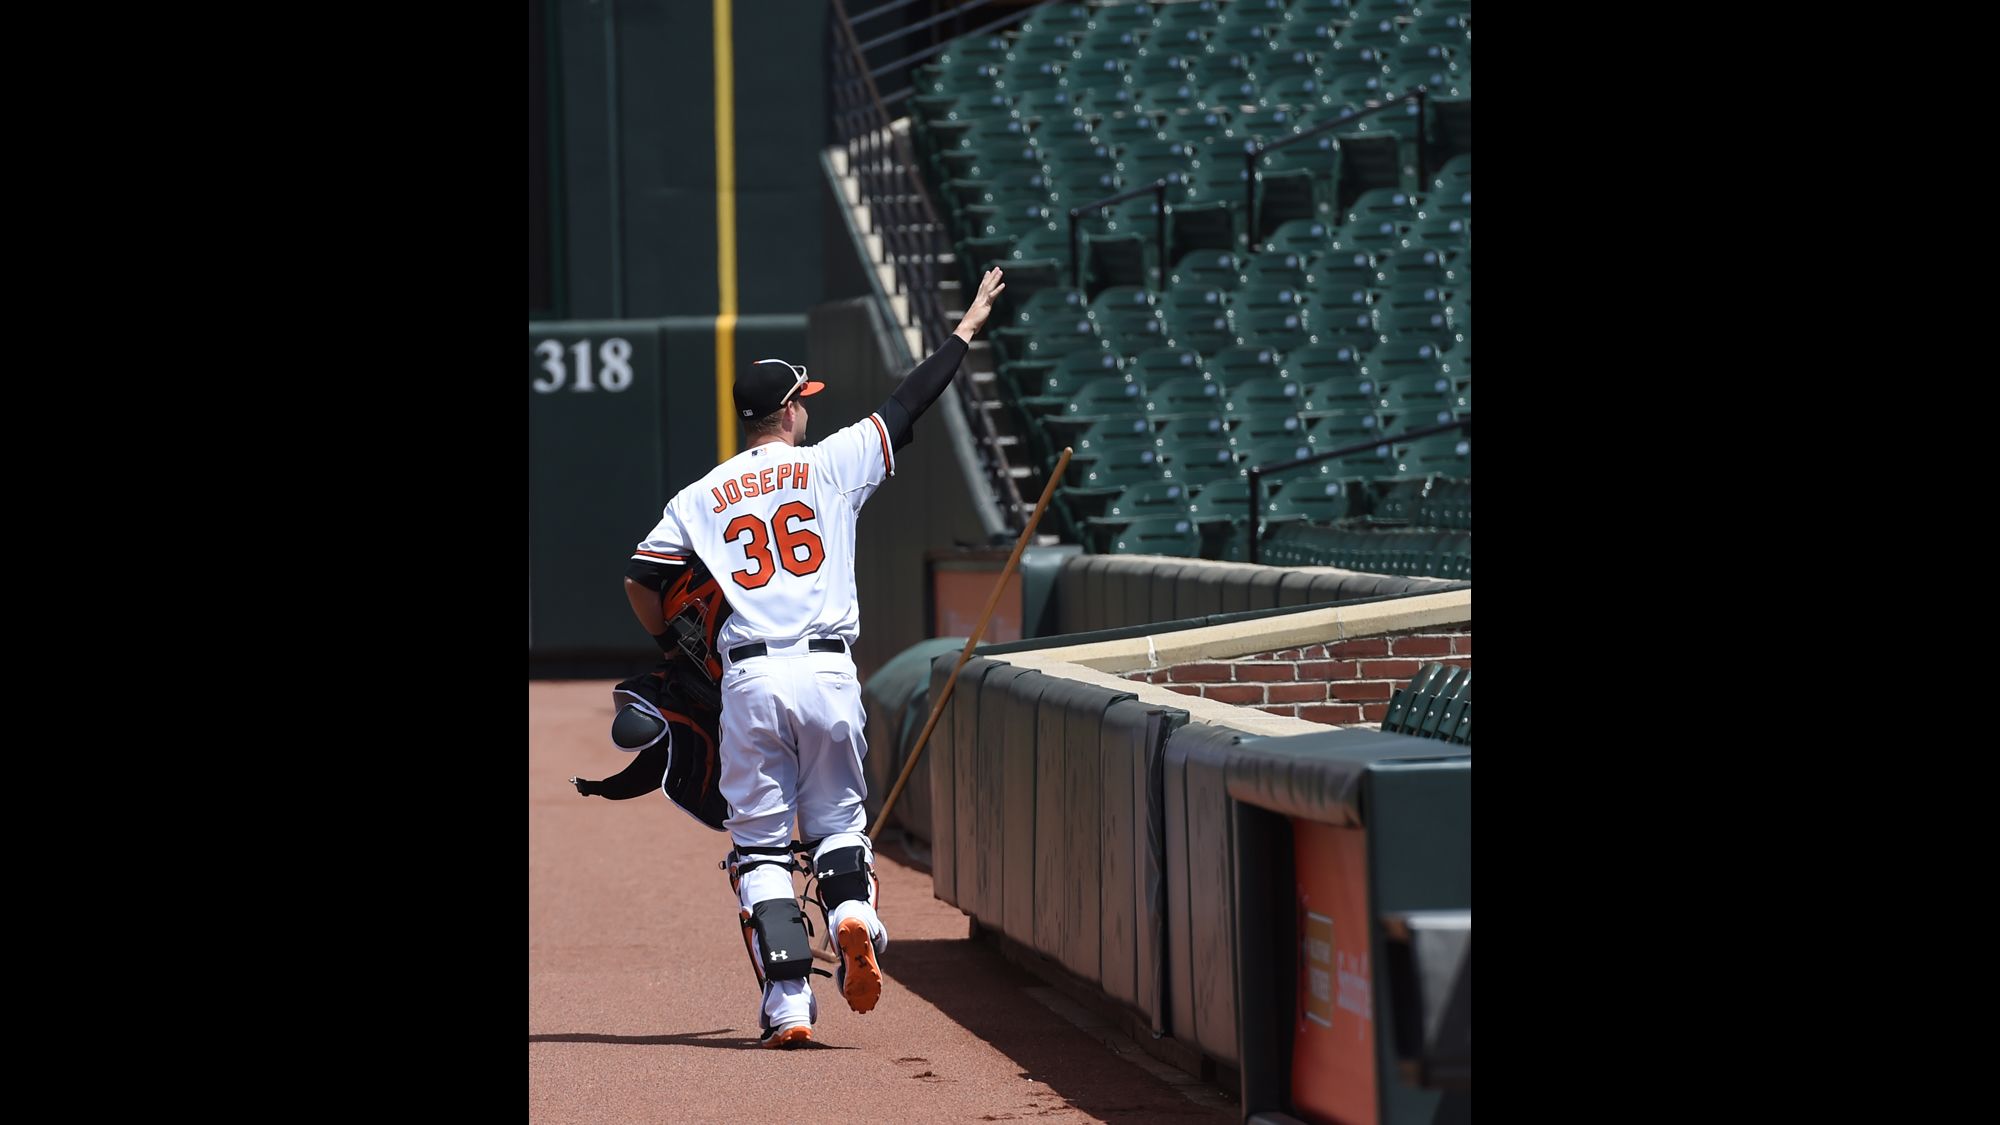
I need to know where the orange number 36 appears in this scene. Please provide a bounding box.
[726,502,826,589]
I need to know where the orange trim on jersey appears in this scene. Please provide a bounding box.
[868,413,892,475]
[635,550,688,562]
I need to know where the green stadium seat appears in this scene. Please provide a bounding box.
[1108,513,1202,556]
[1301,410,1381,450]
[1223,376,1309,438]
[1202,77,1263,110]
[1154,411,1228,447]
[1373,290,1452,350]
[1222,0,1290,23]
[1039,133,1114,170]
[1063,55,1137,97]
[1429,152,1469,193]
[1265,218,1338,258]
[1067,463,1169,524]
[1336,10,1405,49]
[1069,438,1166,494]
[1211,22,1275,55]
[1293,0,1362,26]
[1018,2,1091,34]
[1255,46,1325,84]
[1143,374,1226,423]
[1169,248,1243,290]
[1283,339,1367,380]
[1433,675,1469,742]
[1203,344,1285,388]
[1261,74,1331,112]
[1401,212,1468,254]
[1094,109,1169,151]
[1160,107,1233,149]
[1239,247,1312,288]
[1265,475,1356,525]
[1068,413,1157,468]
[1008,286,1088,331]
[1237,305,1315,351]
[1093,1,1161,32]
[1160,439,1242,487]
[1372,246,1450,290]
[1361,338,1454,403]
[1392,430,1470,479]
[1233,279,1307,313]
[1046,378,1149,440]
[1074,82,1143,116]
[1152,0,1224,33]
[1089,284,1157,318]
[1162,306,1240,355]
[1307,253,1377,308]
[1081,25,1150,59]
[1411,662,1466,734]
[991,313,1099,368]
[1130,44,1199,87]
[1190,45,1257,85]
[1017,349,1130,412]
[1011,24,1085,61]
[1098,309,1172,357]
[1160,278,1229,314]
[1012,84,1086,123]
[1306,299,1378,351]
[1275,17,1339,56]
[1085,478,1192,551]
[1187,476,1253,562]
[1382,662,1448,732]
[1344,184,1420,233]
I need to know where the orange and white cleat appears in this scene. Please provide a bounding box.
[836,917,883,1014]
[760,1022,814,1049]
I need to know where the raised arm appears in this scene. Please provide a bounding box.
[877,268,1006,447]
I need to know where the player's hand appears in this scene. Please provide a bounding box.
[955,268,1006,338]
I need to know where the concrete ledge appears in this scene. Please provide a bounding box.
[1030,588,1473,676]
[994,652,1322,737]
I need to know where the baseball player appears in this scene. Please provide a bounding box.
[623,267,1006,1048]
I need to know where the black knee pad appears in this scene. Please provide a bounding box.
[813,845,873,914]
[748,898,814,982]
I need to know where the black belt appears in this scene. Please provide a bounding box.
[729,638,847,662]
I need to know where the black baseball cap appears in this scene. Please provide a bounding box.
[736,358,826,419]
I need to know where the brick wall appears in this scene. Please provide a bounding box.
[1123,628,1472,726]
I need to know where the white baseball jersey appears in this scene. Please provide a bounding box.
[633,413,894,654]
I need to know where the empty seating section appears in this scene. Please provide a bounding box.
[910,0,1471,568]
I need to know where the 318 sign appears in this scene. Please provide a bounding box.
[532,337,634,393]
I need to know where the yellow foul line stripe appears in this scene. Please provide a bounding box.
[714,0,737,460]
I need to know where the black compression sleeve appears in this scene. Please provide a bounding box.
[878,398,915,451]
[625,559,672,591]
[882,334,969,445]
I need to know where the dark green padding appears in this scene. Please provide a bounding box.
[952,657,998,916]
[971,662,1028,924]
[1164,720,1249,1065]
[1032,676,1078,961]
[927,651,958,904]
[1002,668,1052,948]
